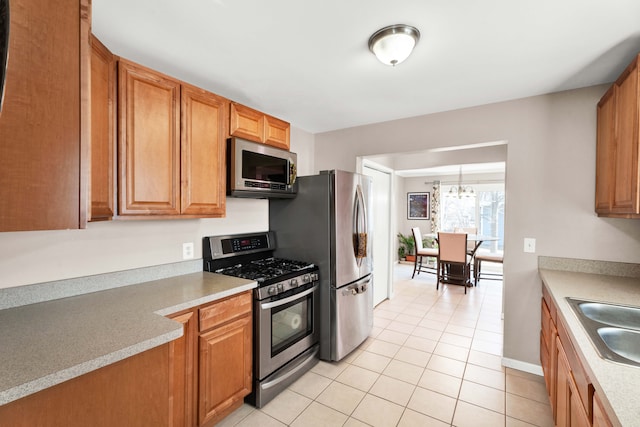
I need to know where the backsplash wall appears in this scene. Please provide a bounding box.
[0,198,268,289]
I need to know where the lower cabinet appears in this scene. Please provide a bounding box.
[0,291,253,427]
[168,290,253,427]
[555,336,590,427]
[169,311,198,427]
[540,285,615,427]
[540,295,558,420]
[199,314,252,426]
[592,392,613,427]
[0,344,172,427]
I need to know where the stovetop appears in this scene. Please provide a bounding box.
[204,232,319,296]
[214,257,316,284]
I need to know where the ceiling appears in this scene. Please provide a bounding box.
[92,0,640,134]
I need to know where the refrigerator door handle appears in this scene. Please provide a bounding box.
[341,275,372,296]
[353,184,368,265]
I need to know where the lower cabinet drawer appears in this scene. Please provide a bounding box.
[199,291,252,332]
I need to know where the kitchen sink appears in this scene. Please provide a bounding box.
[567,298,640,367]
[597,327,640,364]
[578,301,640,330]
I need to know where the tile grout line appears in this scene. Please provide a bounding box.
[237,267,524,427]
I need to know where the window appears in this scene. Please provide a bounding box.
[440,182,504,252]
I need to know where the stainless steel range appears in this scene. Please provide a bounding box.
[203,232,320,408]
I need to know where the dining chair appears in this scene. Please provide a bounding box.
[411,227,438,279]
[474,251,504,286]
[437,232,472,294]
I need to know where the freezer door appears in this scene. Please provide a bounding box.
[332,274,374,360]
[333,171,373,286]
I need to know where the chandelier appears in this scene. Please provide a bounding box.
[447,166,475,198]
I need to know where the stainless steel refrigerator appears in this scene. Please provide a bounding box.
[269,170,373,361]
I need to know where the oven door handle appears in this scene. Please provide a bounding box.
[261,284,318,309]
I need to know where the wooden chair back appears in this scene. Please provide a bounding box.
[411,227,424,253]
[438,232,467,264]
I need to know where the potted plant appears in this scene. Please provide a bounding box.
[398,244,406,261]
[397,233,416,262]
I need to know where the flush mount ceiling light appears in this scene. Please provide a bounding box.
[368,24,420,66]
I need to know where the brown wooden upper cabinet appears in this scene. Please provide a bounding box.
[118,59,227,218]
[230,102,290,150]
[0,0,90,231]
[90,35,116,221]
[595,53,640,218]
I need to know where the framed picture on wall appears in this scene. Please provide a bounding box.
[407,192,430,220]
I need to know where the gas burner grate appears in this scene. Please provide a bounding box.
[215,257,315,283]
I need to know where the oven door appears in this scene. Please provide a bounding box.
[256,283,319,380]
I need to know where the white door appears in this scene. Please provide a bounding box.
[363,164,391,306]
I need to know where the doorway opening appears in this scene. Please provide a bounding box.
[360,141,507,307]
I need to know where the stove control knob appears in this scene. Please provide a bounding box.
[303,274,310,283]
[290,278,299,288]
[267,286,277,295]
[277,283,285,292]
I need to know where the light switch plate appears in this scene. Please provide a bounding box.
[182,242,194,260]
[524,238,536,253]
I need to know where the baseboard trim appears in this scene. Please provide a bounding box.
[502,357,544,376]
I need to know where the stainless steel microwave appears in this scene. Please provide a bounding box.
[227,137,298,198]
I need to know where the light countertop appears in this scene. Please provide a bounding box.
[539,268,640,427]
[0,272,256,406]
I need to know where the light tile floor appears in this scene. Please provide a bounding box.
[218,264,554,427]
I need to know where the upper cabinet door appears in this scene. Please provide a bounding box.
[611,57,640,214]
[595,86,616,214]
[118,59,181,216]
[0,0,89,231]
[90,35,116,221]
[230,102,291,150]
[265,115,290,150]
[595,53,640,218]
[181,84,227,216]
[229,102,264,143]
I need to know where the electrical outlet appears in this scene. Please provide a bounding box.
[182,242,194,260]
[524,238,536,253]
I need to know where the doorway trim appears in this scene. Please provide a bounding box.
[359,158,395,303]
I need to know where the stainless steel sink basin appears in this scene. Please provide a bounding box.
[597,327,640,364]
[567,298,640,367]
[578,301,640,330]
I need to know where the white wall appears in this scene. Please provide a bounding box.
[0,127,315,289]
[290,126,315,177]
[314,85,640,367]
